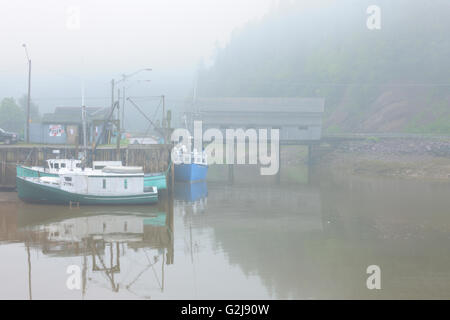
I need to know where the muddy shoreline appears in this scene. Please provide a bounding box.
[314,138,450,180]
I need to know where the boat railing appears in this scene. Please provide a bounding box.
[183,153,192,164]
[173,152,207,165]
[193,153,207,165]
[172,146,208,165]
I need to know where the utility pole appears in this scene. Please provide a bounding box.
[111,79,115,112]
[116,89,121,160]
[162,95,165,128]
[122,86,125,131]
[23,44,31,143]
[110,79,115,144]
[82,104,87,163]
[117,88,121,122]
[81,83,87,163]
[162,95,166,142]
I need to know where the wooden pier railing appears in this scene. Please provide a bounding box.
[0,144,172,189]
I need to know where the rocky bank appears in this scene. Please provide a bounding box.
[315,138,450,180]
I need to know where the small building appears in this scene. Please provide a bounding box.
[29,106,112,145]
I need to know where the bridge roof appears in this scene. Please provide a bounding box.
[194,97,325,113]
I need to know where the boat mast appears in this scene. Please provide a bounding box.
[81,83,87,165]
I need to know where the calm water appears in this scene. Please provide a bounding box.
[1,167,450,299]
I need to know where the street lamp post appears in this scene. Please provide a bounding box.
[121,79,151,131]
[22,44,31,143]
[116,68,152,131]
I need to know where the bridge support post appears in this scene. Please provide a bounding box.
[307,143,313,165]
[276,144,281,184]
[307,143,314,184]
[228,164,234,185]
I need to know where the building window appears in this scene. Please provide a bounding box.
[124,179,128,189]
[102,179,106,189]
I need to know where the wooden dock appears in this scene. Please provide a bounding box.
[0,144,172,189]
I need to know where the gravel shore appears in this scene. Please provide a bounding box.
[316,138,450,180]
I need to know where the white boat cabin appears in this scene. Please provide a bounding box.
[57,166,154,196]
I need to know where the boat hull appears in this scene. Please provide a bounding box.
[16,177,158,205]
[16,165,58,178]
[174,163,208,182]
[144,173,167,190]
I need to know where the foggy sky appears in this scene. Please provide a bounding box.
[0,0,271,111]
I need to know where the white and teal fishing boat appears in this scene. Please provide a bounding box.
[16,165,158,205]
[17,159,168,191]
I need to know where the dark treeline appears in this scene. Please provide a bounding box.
[0,96,40,135]
[198,0,450,133]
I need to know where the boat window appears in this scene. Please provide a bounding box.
[76,163,81,168]
[124,179,128,189]
[61,163,66,168]
[54,163,59,169]
[102,179,106,189]
[64,177,72,182]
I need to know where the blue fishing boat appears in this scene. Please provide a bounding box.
[173,147,208,182]
[174,163,208,182]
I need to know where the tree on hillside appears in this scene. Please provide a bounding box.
[0,98,25,133]
[18,94,40,122]
[197,0,450,133]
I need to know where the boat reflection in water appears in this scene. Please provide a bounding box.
[173,181,208,216]
[9,201,174,299]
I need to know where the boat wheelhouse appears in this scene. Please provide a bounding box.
[47,159,83,172]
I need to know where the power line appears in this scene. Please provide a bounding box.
[28,96,187,102]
